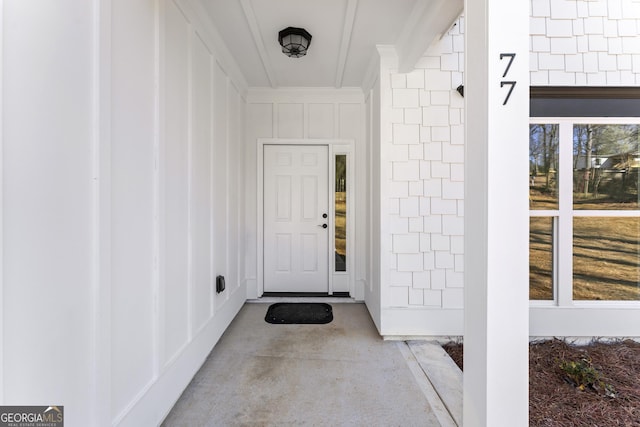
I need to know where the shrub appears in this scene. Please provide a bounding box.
[559,357,616,398]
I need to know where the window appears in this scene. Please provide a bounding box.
[529,119,640,302]
[335,154,347,272]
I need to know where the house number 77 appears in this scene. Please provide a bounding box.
[500,53,516,105]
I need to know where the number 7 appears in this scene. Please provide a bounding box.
[500,81,516,105]
[500,53,516,78]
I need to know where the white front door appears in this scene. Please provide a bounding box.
[263,145,329,293]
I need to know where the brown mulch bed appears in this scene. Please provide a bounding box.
[442,339,640,427]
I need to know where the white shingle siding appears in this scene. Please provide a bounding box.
[392,123,420,144]
[531,0,640,85]
[454,255,464,273]
[392,89,419,108]
[399,197,420,218]
[423,179,442,197]
[409,288,425,305]
[532,0,552,17]
[389,287,409,307]
[404,108,422,125]
[408,217,423,232]
[398,254,425,273]
[442,215,464,236]
[424,290,443,306]
[385,0,640,310]
[442,289,464,309]
[431,233,451,251]
[430,270,447,290]
[406,70,425,88]
[410,182,426,199]
[390,74,407,89]
[551,1,578,19]
[413,272,431,289]
[446,270,464,288]
[386,14,465,309]
[424,216,442,233]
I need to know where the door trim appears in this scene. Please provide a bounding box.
[256,138,355,298]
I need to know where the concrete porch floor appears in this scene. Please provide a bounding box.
[161,302,461,426]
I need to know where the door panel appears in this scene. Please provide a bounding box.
[264,145,329,292]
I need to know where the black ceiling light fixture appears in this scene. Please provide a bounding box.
[278,27,312,58]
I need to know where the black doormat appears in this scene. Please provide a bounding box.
[265,303,333,324]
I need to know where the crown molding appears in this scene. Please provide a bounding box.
[246,87,365,104]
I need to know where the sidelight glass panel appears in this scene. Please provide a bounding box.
[530,124,559,210]
[530,217,554,300]
[335,155,347,272]
[573,216,640,301]
[573,124,640,210]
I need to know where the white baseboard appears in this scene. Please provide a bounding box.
[116,288,245,426]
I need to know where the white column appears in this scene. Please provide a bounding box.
[2,1,98,425]
[463,0,530,425]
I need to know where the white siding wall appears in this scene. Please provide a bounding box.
[110,0,156,421]
[115,1,247,425]
[1,1,247,425]
[244,89,367,299]
[378,0,640,336]
[530,0,640,85]
[365,60,383,330]
[375,19,466,336]
[527,0,640,337]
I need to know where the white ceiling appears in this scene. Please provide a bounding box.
[200,0,460,89]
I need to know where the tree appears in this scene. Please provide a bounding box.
[573,124,640,199]
[530,124,558,190]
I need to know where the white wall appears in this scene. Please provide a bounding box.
[110,0,156,421]
[1,1,247,425]
[364,57,382,330]
[2,3,96,425]
[527,0,640,336]
[244,88,367,299]
[114,1,247,425]
[530,0,640,85]
[372,21,466,336]
[374,0,640,337]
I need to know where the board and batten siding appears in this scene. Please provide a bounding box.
[244,89,367,299]
[1,1,247,425]
[113,1,247,425]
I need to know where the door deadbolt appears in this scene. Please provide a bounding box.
[322,213,328,218]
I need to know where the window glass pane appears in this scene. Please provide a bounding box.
[573,124,640,210]
[530,124,559,209]
[335,155,347,272]
[573,217,640,301]
[530,217,554,300]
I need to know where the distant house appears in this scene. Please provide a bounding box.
[575,151,640,170]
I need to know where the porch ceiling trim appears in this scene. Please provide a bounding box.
[334,0,358,88]
[240,0,277,88]
[177,0,249,96]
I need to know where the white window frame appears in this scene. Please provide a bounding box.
[530,117,640,308]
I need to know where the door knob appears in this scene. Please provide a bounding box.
[317,224,328,229]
